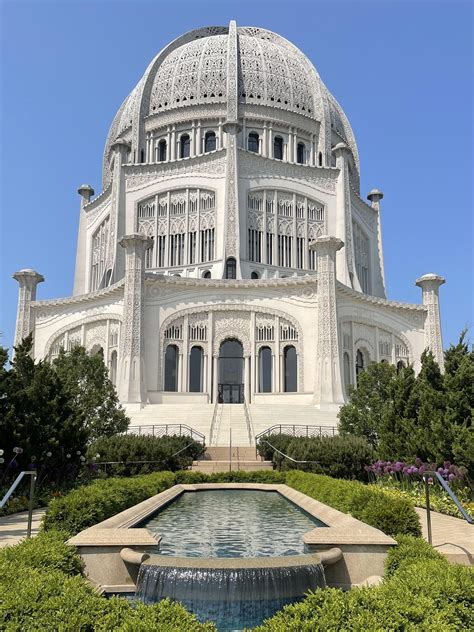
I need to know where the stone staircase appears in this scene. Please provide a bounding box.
[211,404,251,446]
[192,446,273,473]
[250,404,340,436]
[124,402,340,447]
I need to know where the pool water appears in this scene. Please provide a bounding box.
[137,489,325,557]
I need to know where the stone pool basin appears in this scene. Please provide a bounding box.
[69,483,396,592]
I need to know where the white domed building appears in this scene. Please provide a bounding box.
[13,22,445,445]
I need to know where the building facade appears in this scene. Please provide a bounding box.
[13,22,445,444]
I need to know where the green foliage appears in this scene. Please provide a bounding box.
[87,434,205,475]
[0,541,214,631]
[53,346,129,440]
[0,529,84,576]
[338,361,397,446]
[42,471,175,535]
[0,336,89,470]
[338,333,474,477]
[255,536,474,631]
[285,470,421,536]
[257,434,373,481]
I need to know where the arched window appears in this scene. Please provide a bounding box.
[273,136,283,160]
[109,350,117,386]
[318,152,323,166]
[251,271,259,279]
[225,257,236,279]
[258,346,272,393]
[283,345,297,392]
[343,352,351,394]
[90,344,104,358]
[296,142,305,164]
[355,349,365,383]
[218,339,244,403]
[164,344,179,391]
[157,140,167,162]
[248,132,259,153]
[202,270,211,279]
[180,134,190,159]
[204,131,216,152]
[189,346,203,392]
[140,149,145,163]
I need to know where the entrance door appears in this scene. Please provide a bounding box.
[218,339,244,403]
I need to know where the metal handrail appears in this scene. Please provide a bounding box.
[423,470,473,544]
[209,399,220,446]
[255,424,338,442]
[93,439,200,473]
[126,423,205,444]
[243,397,254,446]
[0,471,37,538]
[258,439,321,465]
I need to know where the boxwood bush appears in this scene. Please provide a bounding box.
[286,470,421,537]
[255,536,474,631]
[87,434,205,476]
[257,434,373,481]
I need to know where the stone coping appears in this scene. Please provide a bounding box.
[69,483,395,548]
[143,552,327,569]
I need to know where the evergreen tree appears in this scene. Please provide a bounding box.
[338,361,396,446]
[52,346,129,440]
[378,364,417,459]
[444,331,474,473]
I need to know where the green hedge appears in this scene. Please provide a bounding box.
[0,532,215,631]
[87,434,205,476]
[257,434,373,481]
[286,470,421,537]
[43,469,420,538]
[42,471,175,535]
[255,536,474,631]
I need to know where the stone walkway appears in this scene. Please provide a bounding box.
[0,508,46,548]
[415,507,473,565]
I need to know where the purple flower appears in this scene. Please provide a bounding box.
[448,473,455,481]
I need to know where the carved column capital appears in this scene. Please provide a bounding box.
[416,273,446,371]
[12,268,44,347]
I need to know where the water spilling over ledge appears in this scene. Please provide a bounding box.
[135,554,327,630]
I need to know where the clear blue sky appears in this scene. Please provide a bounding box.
[1,0,472,352]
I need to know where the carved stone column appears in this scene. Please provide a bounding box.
[12,269,44,347]
[367,188,387,298]
[311,236,345,407]
[118,234,152,404]
[74,184,94,295]
[416,273,446,371]
[333,143,355,289]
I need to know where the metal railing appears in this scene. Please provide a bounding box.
[126,423,205,444]
[209,399,220,446]
[255,424,338,443]
[423,470,473,544]
[0,471,37,538]
[243,397,255,446]
[257,439,323,465]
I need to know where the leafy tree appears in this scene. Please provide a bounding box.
[1,336,88,470]
[52,346,129,441]
[338,361,397,446]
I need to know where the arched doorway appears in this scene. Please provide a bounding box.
[218,339,243,403]
[164,344,179,391]
[258,346,272,393]
[189,346,203,392]
[283,345,297,392]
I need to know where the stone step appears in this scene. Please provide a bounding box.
[191,460,274,473]
[203,446,260,461]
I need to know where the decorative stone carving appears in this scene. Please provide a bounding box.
[13,269,44,347]
[311,236,345,406]
[416,274,446,371]
[118,233,153,403]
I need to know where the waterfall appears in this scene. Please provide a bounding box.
[136,561,326,630]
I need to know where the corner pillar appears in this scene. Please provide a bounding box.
[416,274,446,371]
[118,233,152,404]
[12,269,44,347]
[311,236,345,407]
[332,143,356,289]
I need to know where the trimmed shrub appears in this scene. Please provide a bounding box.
[43,471,175,535]
[0,529,83,576]
[255,536,474,631]
[87,434,205,476]
[285,470,421,536]
[258,434,373,481]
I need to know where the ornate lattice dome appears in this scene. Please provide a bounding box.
[103,23,358,186]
